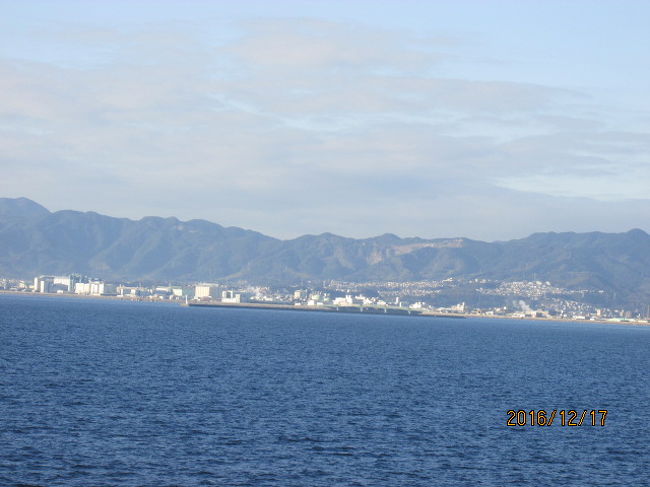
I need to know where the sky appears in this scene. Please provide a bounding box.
[1,0,649,240]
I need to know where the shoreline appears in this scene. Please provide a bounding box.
[2,290,649,326]
[186,300,465,319]
[0,289,178,304]
[185,301,650,326]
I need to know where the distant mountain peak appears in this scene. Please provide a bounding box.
[0,197,50,221]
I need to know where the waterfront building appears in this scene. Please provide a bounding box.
[195,284,219,299]
[33,276,54,293]
[34,274,85,293]
[221,290,241,303]
[74,280,115,296]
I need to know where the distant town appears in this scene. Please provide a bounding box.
[1,273,649,325]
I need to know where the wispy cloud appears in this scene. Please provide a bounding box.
[0,17,648,239]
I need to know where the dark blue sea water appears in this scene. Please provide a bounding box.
[1,294,649,486]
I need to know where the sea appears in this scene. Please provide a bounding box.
[1,294,649,486]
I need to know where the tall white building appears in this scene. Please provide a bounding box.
[195,284,219,299]
[34,274,84,293]
[33,276,54,293]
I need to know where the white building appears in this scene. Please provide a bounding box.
[195,284,219,299]
[33,276,54,293]
[74,281,115,296]
[34,274,83,293]
[332,295,354,306]
[53,276,70,288]
[221,290,241,303]
[118,286,150,298]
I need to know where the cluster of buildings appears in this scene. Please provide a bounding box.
[32,275,115,296]
[5,275,243,303]
[194,285,241,303]
[320,278,648,322]
[475,280,600,300]
[0,274,648,323]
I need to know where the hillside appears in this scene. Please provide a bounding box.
[1,197,649,304]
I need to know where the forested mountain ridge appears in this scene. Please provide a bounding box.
[1,197,649,305]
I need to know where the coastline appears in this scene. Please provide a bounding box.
[2,290,649,326]
[185,301,650,326]
[185,300,465,319]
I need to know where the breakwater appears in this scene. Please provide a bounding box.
[186,301,465,319]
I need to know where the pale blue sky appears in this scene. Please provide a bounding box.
[1,1,649,239]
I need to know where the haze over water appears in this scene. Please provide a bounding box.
[1,294,648,486]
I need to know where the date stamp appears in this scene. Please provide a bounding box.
[506,409,608,426]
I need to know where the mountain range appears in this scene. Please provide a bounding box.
[1,197,650,305]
